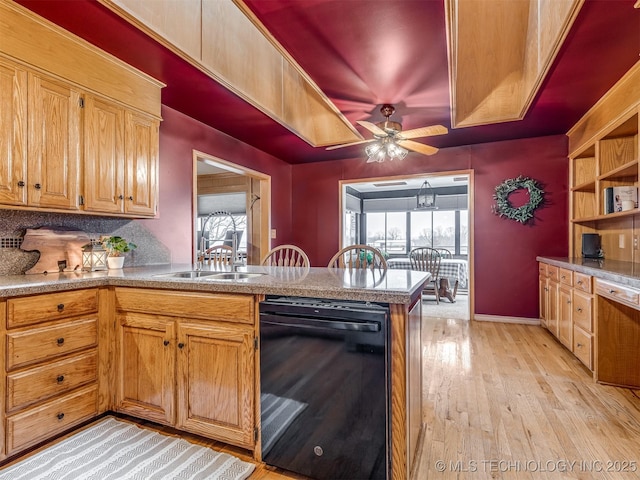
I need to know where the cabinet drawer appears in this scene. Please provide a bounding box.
[115,288,256,325]
[573,273,592,293]
[7,289,98,328]
[572,327,592,370]
[595,279,640,308]
[6,317,97,370]
[538,263,548,277]
[6,350,97,412]
[559,268,573,286]
[5,384,97,456]
[572,291,593,333]
[547,265,559,282]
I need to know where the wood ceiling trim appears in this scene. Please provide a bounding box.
[99,0,362,149]
[446,0,583,129]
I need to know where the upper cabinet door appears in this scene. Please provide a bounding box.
[27,73,80,210]
[83,95,125,214]
[125,112,158,216]
[0,58,28,206]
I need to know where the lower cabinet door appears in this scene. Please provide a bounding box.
[6,384,97,456]
[116,312,175,425]
[176,322,254,449]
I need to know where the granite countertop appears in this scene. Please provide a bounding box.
[537,256,640,289]
[0,264,430,304]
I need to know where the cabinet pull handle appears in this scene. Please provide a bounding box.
[56,337,65,346]
[608,289,616,294]
[56,412,65,421]
[128,195,133,201]
[118,194,124,200]
[576,307,583,313]
[17,180,25,187]
[567,300,571,304]
[34,183,41,190]
[163,340,170,346]
[561,275,566,279]
[57,303,64,312]
[178,342,185,349]
[577,280,583,285]
[56,375,65,383]
[576,343,583,348]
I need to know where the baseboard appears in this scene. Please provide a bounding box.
[472,314,540,325]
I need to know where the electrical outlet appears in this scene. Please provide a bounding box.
[271,229,277,239]
[619,234,625,249]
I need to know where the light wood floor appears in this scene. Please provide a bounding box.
[3,314,639,480]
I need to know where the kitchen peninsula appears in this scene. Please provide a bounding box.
[0,265,429,480]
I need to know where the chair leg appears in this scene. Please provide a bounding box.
[435,279,439,304]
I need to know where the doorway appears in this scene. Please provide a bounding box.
[192,150,271,265]
[340,170,474,321]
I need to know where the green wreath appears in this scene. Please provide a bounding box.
[493,175,545,224]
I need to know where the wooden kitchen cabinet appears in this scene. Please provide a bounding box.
[0,56,80,211]
[176,321,255,448]
[558,285,573,349]
[114,288,257,450]
[1,289,99,459]
[539,264,559,337]
[0,3,163,218]
[83,97,158,216]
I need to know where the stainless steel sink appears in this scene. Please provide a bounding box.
[205,272,266,281]
[154,271,220,279]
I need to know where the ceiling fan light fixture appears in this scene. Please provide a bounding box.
[386,142,408,161]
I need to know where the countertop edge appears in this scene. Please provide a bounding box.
[537,256,640,289]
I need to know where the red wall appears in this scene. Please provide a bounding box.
[138,106,293,263]
[290,135,569,319]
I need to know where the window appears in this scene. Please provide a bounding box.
[364,210,468,257]
[197,214,247,253]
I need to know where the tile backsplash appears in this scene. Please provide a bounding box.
[0,210,171,275]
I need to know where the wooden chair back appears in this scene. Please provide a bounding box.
[327,244,388,270]
[410,247,442,303]
[261,244,310,267]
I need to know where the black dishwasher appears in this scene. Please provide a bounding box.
[259,296,390,480]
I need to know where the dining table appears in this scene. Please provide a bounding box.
[387,257,468,302]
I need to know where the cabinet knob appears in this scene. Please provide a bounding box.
[17,180,25,187]
[56,412,65,421]
[576,307,583,313]
[163,340,170,346]
[576,343,583,348]
[118,194,124,200]
[56,375,65,383]
[128,195,133,201]
[609,289,616,294]
[56,337,65,346]
[34,183,41,190]
[178,342,185,349]
[567,300,571,304]
[561,275,566,279]
[577,280,583,285]
[57,303,65,312]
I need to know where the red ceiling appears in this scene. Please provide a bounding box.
[14,0,640,164]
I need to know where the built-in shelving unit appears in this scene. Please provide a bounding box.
[568,62,640,261]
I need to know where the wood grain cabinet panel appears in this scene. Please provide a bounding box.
[124,111,158,216]
[6,317,98,370]
[176,321,255,449]
[116,312,175,425]
[5,385,97,456]
[27,71,80,210]
[572,326,593,370]
[595,279,640,308]
[572,290,593,332]
[558,285,573,349]
[7,288,98,328]
[573,272,592,293]
[6,351,97,412]
[0,57,27,206]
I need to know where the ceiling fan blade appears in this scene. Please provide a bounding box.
[396,139,439,156]
[325,139,376,151]
[397,125,448,140]
[356,120,388,137]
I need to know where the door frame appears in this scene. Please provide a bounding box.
[192,150,271,265]
[339,169,475,320]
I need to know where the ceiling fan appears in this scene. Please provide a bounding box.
[327,104,448,162]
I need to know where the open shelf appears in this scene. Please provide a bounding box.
[571,180,596,192]
[572,208,640,224]
[598,159,638,181]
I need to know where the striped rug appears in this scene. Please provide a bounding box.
[0,417,255,480]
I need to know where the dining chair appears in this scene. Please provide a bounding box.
[261,244,310,267]
[327,244,388,270]
[201,245,234,267]
[434,248,453,259]
[409,247,442,303]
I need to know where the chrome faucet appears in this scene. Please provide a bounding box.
[198,211,243,270]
